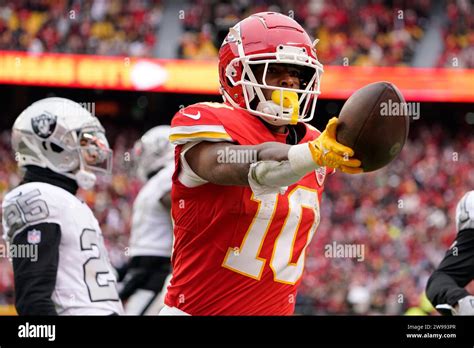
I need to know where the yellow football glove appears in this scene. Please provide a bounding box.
[308,117,363,174]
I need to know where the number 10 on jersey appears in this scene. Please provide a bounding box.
[222,186,320,285]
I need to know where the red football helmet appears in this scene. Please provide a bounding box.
[218,12,324,126]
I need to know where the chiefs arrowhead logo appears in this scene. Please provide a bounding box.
[315,167,327,186]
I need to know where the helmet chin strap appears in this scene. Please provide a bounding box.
[75,169,97,190]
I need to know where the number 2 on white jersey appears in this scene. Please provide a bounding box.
[222,186,320,285]
[80,229,120,302]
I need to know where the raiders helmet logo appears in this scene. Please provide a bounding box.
[31,112,57,139]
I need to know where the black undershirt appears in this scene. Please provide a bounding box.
[22,165,78,195]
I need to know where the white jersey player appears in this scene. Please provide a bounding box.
[426,191,474,315]
[119,126,174,315]
[2,97,123,315]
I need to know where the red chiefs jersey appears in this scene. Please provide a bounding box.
[166,102,331,315]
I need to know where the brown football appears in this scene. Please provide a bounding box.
[336,81,410,172]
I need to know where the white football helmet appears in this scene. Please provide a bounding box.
[132,125,174,181]
[12,97,112,190]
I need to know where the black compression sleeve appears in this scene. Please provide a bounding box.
[12,223,61,315]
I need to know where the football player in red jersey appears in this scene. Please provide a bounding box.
[161,12,362,315]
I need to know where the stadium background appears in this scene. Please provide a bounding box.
[0,0,473,315]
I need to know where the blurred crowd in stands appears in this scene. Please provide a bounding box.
[180,0,431,66]
[1,0,472,67]
[0,121,472,314]
[0,0,162,57]
[437,0,474,68]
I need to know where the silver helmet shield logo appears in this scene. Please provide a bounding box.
[31,112,57,139]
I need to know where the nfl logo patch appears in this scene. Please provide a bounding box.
[27,229,42,244]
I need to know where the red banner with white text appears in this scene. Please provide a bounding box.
[0,51,473,102]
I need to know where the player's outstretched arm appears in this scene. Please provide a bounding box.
[184,118,362,189]
[185,141,291,186]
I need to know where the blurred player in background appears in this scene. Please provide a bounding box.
[426,191,474,315]
[1,98,123,315]
[119,126,174,315]
[162,12,362,315]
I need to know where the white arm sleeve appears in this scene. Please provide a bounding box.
[178,142,209,187]
[247,143,320,196]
